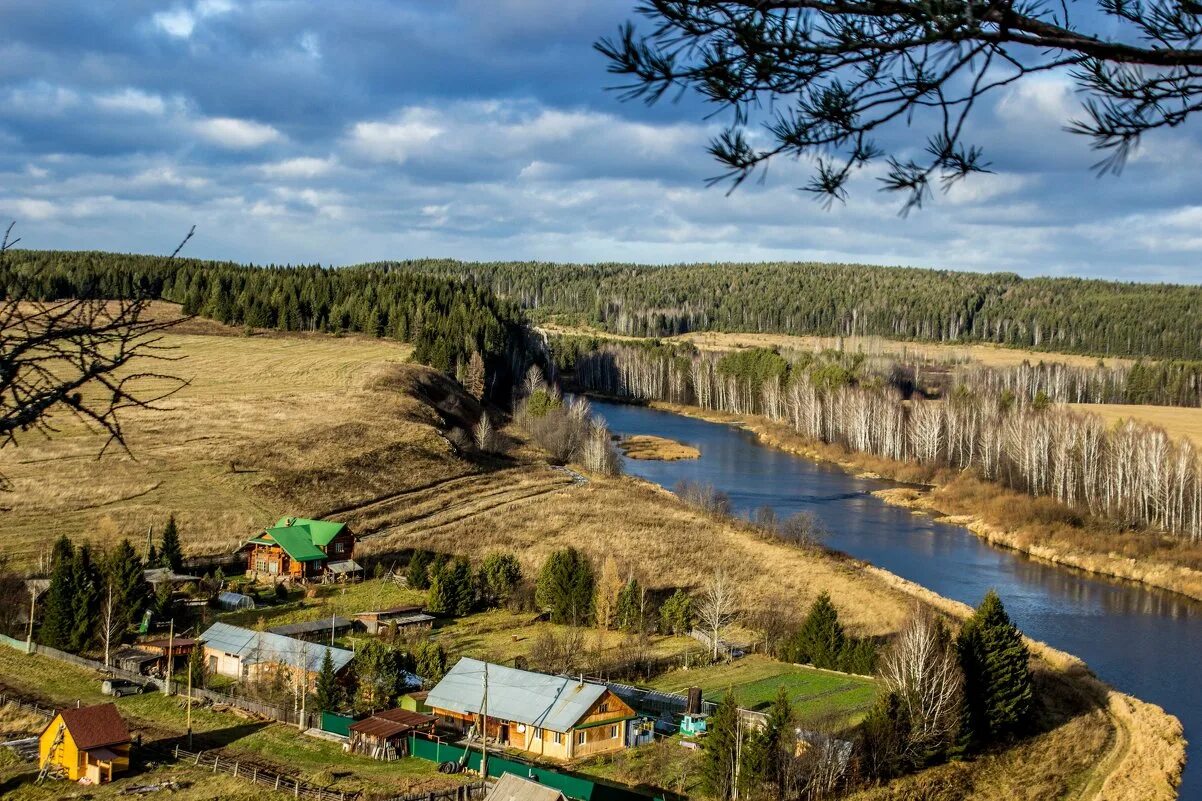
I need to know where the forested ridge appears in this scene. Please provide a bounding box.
[2,250,527,395]
[385,259,1202,360]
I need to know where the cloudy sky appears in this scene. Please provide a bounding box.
[2,0,1200,282]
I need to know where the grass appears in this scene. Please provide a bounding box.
[218,579,427,630]
[617,435,700,461]
[0,759,270,801]
[0,310,484,567]
[0,646,459,797]
[645,654,878,727]
[1069,402,1202,447]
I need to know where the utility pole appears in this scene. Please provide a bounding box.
[166,618,175,696]
[733,711,742,801]
[186,647,194,750]
[25,586,37,654]
[330,613,335,648]
[480,663,489,779]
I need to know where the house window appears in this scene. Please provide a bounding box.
[599,702,609,713]
[333,542,345,554]
[576,731,586,745]
[610,725,619,739]
[255,558,267,572]
[552,732,562,745]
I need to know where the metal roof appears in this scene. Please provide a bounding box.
[425,658,608,733]
[273,517,347,547]
[485,773,566,801]
[267,617,354,637]
[326,559,362,574]
[262,526,326,562]
[348,708,436,739]
[199,622,354,673]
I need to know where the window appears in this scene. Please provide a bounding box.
[576,731,586,745]
[599,702,609,713]
[552,732,562,745]
[610,725,619,739]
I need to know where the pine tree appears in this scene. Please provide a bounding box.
[615,577,642,631]
[159,515,184,572]
[957,591,1034,743]
[478,552,521,608]
[414,640,448,683]
[659,589,693,635]
[788,592,845,669]
[40,536,77,650]
[535,547,594,625]
[406,550,432,590]
[427,559,474,616]
[105,539,149,635]
[701,692,741,800]
[315,647,341,712]
[67,545,101,653]
[762,686,794,800]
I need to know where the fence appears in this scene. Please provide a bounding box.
[597,680,767,730]
[148,742,357,801]
[0,690,54,721]
[0,636,323,728]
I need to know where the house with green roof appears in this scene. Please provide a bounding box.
[238,516,360,581]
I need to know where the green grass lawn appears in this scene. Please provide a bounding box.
[0,645,458,796]
[646,654,878,728]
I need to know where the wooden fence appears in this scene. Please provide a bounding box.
[0,691,54,721]
[381,781,488,801]
[147,742,359,801]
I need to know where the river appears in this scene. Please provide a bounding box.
[587,397,1201,800]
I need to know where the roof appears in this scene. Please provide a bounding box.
[268,617,354,637]
[486,773,567,801]
[139,637,198,651]
[143,567,201,584]
[55,703,130,750]
[217,591,255,609]
[326,559,362,575]
[426,658,609,733]
[348,708,436,739]
[199,622,354,673]
[354,605,423,619]
[273,516,348,547]
[262,525,327,562]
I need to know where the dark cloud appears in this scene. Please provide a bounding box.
[0,0,1199,282]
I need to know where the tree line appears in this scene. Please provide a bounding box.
[391,259,1202,360]
[570,343,1202,542]
[957,360,1202,408]
[2,250,528,399]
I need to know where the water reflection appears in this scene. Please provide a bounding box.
[589,397,1201,800]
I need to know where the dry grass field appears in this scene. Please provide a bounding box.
[1069,403,1202,447]
[0,311,478,566]
[617,434,700,460]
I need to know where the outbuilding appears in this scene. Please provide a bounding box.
[347,708,437,760]
[38,703,131,783]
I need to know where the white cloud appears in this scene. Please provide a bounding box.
[193,117,284,149]
[95,88,167,116]
[259,156,336,179]
[7,198,58,221]
[153,0,234,38]
[348,110,443,163]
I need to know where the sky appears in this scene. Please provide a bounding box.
[1,0,1201,283]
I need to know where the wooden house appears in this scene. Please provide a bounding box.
[199,622,356,686]
[485,773,567,801]
[238,517,360,581]
[353,606,436,636]
[426,658,638,761]
[347,708,437,760]
[38,703,131,783]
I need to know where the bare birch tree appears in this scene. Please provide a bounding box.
[697,568,739,661]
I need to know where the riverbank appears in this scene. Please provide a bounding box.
[646,400,1202,604]
[617,434,700,461]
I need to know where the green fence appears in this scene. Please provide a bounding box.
[407,737,660,801]
[321,711,355,737]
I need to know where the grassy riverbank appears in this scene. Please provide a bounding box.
[647,400,1202,604]
[617,434,700,461]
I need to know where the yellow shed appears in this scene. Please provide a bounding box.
[38,703,131,783]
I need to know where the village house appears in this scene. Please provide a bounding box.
[353,605,436,636]
[199,621,354,685]
[425,658,638,761]
[237,516,361,581]
[347,707,437,760]
[38,703,131,784]
[484,773,567,801]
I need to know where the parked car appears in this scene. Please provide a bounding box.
[101,678,150,697]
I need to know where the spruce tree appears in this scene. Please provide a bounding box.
[427,559,474,616]
[67,545,101,653]
[187,642,207,689]
[414,640,448,683]
[478,552,521,607]
[659,589,693,635]
[762,686,794,800]
[105,539,148,634]
[535,547,594,625]
[159,514,184,572]
[788,592,845,669]
[615,577,642,631]
[701,692,741,800]
[406,550,432,590]
[315,647,341,712]
[40,536,77,650]
[957,591,1034,742]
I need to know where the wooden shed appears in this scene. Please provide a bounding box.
[38,703,131,783]
[347,708,436,760]
[353,606,435,636]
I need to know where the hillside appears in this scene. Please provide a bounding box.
[386,259,1202,360]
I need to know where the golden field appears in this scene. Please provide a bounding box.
[1069,402,1202,447]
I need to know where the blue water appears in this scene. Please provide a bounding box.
[589,398,1201,799]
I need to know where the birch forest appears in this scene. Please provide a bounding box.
[569,342,1202,542]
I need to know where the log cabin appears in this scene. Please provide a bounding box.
[425,658,639,761]
[238,516,360,581]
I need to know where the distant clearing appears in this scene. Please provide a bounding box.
[1069,403,1202,447]
[618,434,700,461]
